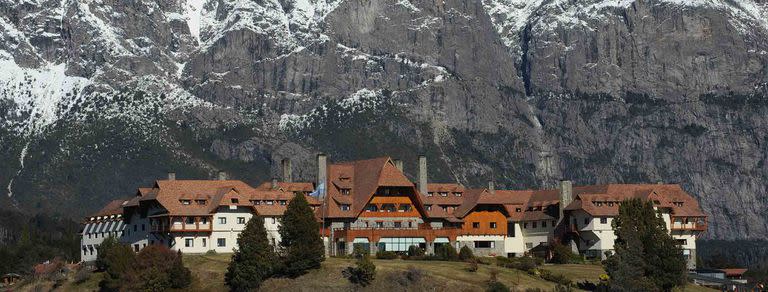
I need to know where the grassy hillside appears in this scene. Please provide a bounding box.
[14,254,718,292]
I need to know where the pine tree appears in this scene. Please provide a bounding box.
[278,193,325,277]
[96,236,119,271]
[459,245,475,261]
[605,198,687,292]
[168,250,192,288]
[225,216,278,291]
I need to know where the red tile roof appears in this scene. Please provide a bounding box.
[564,184,706,217]
[255,181,315,193]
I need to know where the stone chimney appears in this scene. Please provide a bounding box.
[488,180,495,194]
[558,180,573,223]
[317,154,327,199]
[218,171,227,181]
[167,172,176,181]
[418,155,428,195]
[282,159,292,183]
[393,159,403,172]
[271,178,279,190]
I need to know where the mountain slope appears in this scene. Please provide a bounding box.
[0,0,767,240]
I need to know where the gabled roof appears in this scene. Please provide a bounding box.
[319,157,427,218]
[255,181,315,193]
[564,184,706,217]
[90,199,127,218]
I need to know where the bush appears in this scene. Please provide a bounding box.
[73,268,91,284]
[121,245,192,291]
[407,246,425,258]
[376,251,398,260]
[205,249,217,256]
[435,245,458,261]
[343,255,376,286]
[539,269,572,286]
[459,246,475,261]
[550,243,582,264]
[387,266,424,287]
[352,245,368,259]
[467,258,479,272]
[486,269,508,292]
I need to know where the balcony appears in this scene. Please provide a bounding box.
[670,223,707,232]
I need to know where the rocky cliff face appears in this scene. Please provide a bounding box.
[1,0,767,240]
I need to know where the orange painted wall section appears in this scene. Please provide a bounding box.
[462,210,507,235]
[360,195,421,217]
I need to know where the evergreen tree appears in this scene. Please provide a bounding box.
[98,243,135,291]
[605,198,687,292]
[96,236,119,271]
[459,245,474,261]
[168,250,192,288]
[225,216,278,291]
[342,255,376,286]
[278,193,325,277]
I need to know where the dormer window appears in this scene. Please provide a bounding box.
[231,198,239,204]
[607,202,614,207]
[181,200,191,205]
[439,192,448,197]
[195,200,206,205]
[425,205,432,211]
[427,192,434,197]
[516,208,522,212]
[442,206,448,212]
[266,200,274,205]
[453,192,462,197]
[341,188,350,196]
[595,201,603,207]
[365,204,378,212]
[340,204,350,211]
[279,200,287,206]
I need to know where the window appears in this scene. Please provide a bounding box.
[231,198,239,204]
[525,242,533,249]
[181,200,191,205]
[394,221,402,228]
[515,208,522,212]
[398,204,412,212]
[271,218,277,224]
[185,238,193,247]
[134,225,137,232]
[201,217,208,224]
[279,200,286,205]
[607,202,614,207]
[219,217,227,224]
[584,217,590,225]
[375,222,384,228]
[532,222,537,228]
[186,217,195,224]
[340,204,350,211]
[475,241,494,248]
[202,238,207,247]
[523,222,528,229]
[453,192,462,197]
[442,206,448,212]
[381,203,396,212]
[341,188,350,196]
[472,222,480,228]
[425,205,432,211]
[217,238,226,247]
[542,221,547,228]
[675,239,687,245]
[427,192,434,197]
[600,217,608,224]
[237,217,246,224]
[595,201,603,207]
[490,222,497,229]
[141,224,145,231]
[439,192,448,197]
[365,204,378,212]
[266,200,274,205]
[196,199,206,205]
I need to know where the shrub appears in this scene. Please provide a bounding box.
[495,256,513,266]
[205,249,217,256]
[467,258,479,272]
[343,255,376,286]
[376,251,398,260]
[387,266,424,287]
[459,246,475,261]
[352,245,368,259]
[539,269,572,286]
[73,268,91,284]
[121,245,193,291]
[435,245,458,261]
[550,243,583,264]
[407,246,425,258]
[486,270,508,292]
